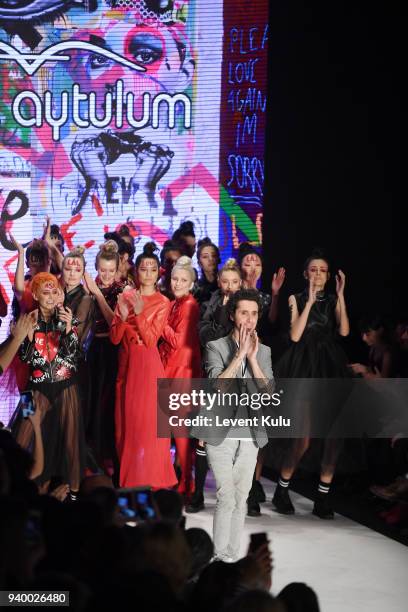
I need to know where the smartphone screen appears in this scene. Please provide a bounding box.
[117,487,156,524]
[135,491,156,520]
[20,391,35,419]
[117,495,137,520]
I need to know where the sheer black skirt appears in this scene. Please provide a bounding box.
[10,379,86,491]
[86,337,119,472]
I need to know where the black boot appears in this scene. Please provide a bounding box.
[185,445,208,513]
[272,483,295,515]
[185,491,205,513]
[312,494,334,519]
[247,479,262,516]
[253,479,266,503]
[247,498,261,517]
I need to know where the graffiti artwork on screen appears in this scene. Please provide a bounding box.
[219,4,268,259]
[0,0,268,419]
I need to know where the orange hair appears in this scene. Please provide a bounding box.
[31,272,59,297]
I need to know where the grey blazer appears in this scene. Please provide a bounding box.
[192,334,275,447]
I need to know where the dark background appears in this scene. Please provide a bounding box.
[262,1,404,351]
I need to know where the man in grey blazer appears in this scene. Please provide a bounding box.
[202,288,274,562]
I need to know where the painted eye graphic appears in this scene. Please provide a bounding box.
[128,34,163,66]
[0,0,92,22]
[89,53,113,70]
[132,47,161,65]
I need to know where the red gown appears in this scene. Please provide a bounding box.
[110,290,177,489]
[159,293,202,495]
[159,293,202,378]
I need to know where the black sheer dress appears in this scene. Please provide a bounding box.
[10,312,86,490]
[86,280,123,474]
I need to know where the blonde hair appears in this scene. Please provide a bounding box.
[171,255,196,283]
[95,240,119,270]
[218,258,241,278]
[63,246,86,271]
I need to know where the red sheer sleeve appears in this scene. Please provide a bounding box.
[110,308,128,345]
[133,299,170,348]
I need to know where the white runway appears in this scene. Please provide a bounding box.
[185,477,408,612]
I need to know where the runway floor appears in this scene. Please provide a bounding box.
[185,477,408,612]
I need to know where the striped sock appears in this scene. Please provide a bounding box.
[318,481,331,495]
[278,477,290,488]
[196,446,207,458]
[70,491,78,502]
[194,445,208,497]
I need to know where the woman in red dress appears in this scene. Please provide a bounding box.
[159,256,202,495]
[110,243,177,489]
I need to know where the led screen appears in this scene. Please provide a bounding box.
[0,0,268,420]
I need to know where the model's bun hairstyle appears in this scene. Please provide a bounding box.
[100,240,119,255]
[68,246,86,257]
[303,247,330,272]
[197,237,220,265]
[237,241,263,267]
[118,224,131,238]
[118,224,135,249]
[104,230,135,262]
[218,258,241,277]
[171,255,196,284]
[143,241,159,258]
[62,245,86,271]
[31,272,59,297]
[135,241,160,269]
[172,220,196,241]
[172,221,196,256]
[95,240,120,271]
[160,239,183,265]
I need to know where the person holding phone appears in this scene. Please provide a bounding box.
[10,272,86,498]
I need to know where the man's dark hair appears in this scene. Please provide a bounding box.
[227,288,262,318]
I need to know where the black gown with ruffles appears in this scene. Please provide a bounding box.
[277,290,350,378]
